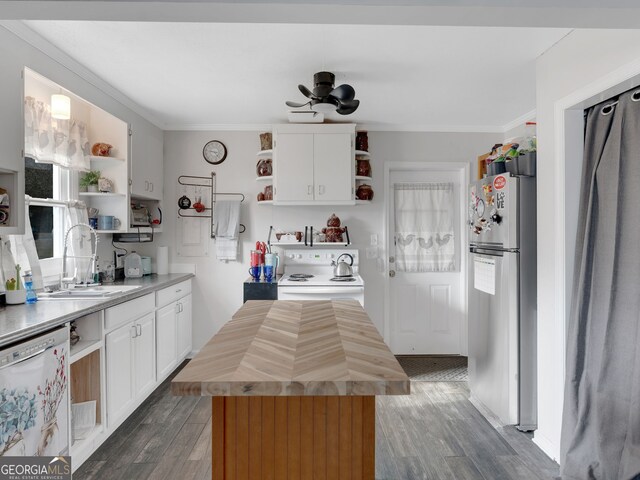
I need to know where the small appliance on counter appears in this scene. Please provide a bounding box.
[124,252,143,278]
[130,203,151,227]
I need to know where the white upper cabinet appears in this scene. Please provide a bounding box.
[130,122,163,201]
[313,133,353,203]
[273,124,355,205]
[273,133,314,202]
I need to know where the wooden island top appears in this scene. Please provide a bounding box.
[172,299,410,397]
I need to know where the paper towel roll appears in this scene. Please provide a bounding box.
[157,246,169,275]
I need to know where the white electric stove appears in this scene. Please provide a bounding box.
[277,249,364,306]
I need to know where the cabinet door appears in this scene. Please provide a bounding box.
[134,313,156,398]
[131,122,163,201]
[274,133,314,203]
[177,294,192,360]
[156,303,178,380]
[313,133,353,202]
[106,322,135,427]
[0,63,25,234]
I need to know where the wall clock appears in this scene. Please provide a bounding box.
[203,140,227,165]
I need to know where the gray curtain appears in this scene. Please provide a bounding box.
[561,88,640,479]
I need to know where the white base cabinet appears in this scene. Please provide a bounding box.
[105,320,135,428]
[177,294,192,360]
[156,302,178,379]
[105,311,156,429]
[155,280,193,382]
[75,280,192,471]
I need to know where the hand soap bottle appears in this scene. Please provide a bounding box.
[23,271,37,304]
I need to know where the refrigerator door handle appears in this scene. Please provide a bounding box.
[470,246,504,256]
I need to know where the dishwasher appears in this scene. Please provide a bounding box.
[0,326,70,457]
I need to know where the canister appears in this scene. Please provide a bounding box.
[141,256,152,275]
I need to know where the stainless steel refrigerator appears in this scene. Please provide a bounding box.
[468,173,537,431]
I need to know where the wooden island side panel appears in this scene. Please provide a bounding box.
[212,395,375,480]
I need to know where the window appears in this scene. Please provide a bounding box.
[24,156,73,278]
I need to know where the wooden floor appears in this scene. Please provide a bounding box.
[75,362,559,480]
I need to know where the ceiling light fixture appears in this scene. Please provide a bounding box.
[310,97,339,113]
[51,93,70,120]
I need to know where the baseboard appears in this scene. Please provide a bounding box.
[468,394,507,430]
[533,430,560,463]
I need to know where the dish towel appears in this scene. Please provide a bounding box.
[214,200,240,261]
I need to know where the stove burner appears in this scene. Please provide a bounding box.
[287,277,309,282]
[330,277,356,282]
[289,274,314,279]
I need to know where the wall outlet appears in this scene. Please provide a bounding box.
[366,246,378,259]
[370,234,378,246]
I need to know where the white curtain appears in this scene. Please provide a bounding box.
[24,96,90,171]
[394,182,456,272]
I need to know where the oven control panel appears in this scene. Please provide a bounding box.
[282,249,359,267]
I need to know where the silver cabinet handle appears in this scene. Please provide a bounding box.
[175,303,180,314]
[131,325,138,338]
[307,185,313,195]
[137,324,142,336]
[318,185,325,195]
[144,180,149,191]
[150,182,154,192]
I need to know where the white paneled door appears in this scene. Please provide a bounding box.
[388,169,465,354]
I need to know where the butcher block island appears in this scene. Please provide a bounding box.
[172,299,410,480]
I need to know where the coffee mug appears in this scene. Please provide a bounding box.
[263,265,274,281]
[89,217,98,230]
[248,265,261,280]
[250,250,261,267]
[97,215,121,231]
[264,253,278,268]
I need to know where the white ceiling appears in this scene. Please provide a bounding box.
[22,21,570,131]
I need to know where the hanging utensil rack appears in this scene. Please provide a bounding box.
[177,172,246,238]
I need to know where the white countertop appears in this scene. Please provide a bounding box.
[0,273,194,348]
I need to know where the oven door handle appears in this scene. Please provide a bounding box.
[278,287,364,295]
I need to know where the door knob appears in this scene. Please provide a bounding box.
[389,270,396,278]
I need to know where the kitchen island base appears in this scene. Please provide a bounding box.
[212,395,374,479]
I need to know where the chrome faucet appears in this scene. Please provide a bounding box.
[62,223,99,288]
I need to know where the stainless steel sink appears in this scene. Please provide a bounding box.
[39,285,142,300]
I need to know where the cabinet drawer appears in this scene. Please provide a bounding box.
[105,293,155,331]
[156,280,191,308]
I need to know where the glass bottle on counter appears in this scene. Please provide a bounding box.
[23,271,37,304]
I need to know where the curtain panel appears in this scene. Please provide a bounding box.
[561,87,640,480]
[24,96,90,171]
[394,182,455,272]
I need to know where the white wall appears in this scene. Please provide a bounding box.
[535,28,640,461]
[158,130,501,352]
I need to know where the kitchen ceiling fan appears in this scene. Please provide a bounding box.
[286,71,360,115]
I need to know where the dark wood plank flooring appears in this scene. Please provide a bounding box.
[75,362,559,479]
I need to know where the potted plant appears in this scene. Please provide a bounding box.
[80,170,101,193]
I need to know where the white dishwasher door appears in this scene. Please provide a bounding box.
[277,286,364,306]
[0,326,70,457]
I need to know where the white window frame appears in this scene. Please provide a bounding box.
[27,164,75,280]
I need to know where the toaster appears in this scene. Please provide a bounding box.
[130,204,151,226]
